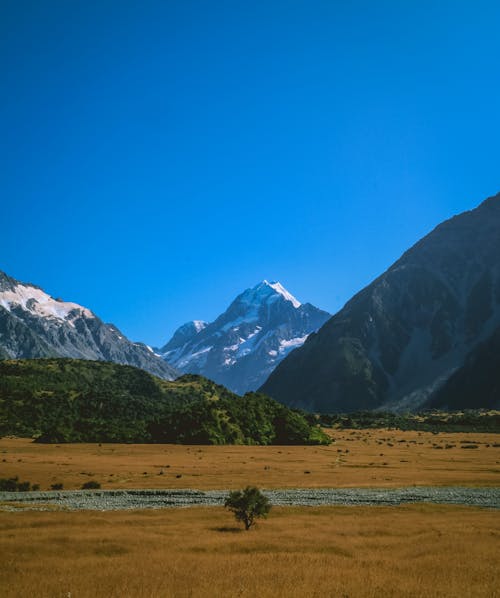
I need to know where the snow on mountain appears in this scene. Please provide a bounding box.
[159,280,330,394]
[0,270,178,380]
[192,320,207,332]
[0,283,95,323]
[265,281,301,308]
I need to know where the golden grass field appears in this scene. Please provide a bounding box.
[1,429,499,490]
[1,430,498,597]
[0,504,498,597]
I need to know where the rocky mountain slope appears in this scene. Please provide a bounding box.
[260,193,500,412]
[426,323,500,411]
[0,270,178,380]
[158,280,330,394]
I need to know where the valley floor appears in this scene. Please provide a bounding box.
[0,429,498,490]
[1,430,499,597]
[1,504,498,597]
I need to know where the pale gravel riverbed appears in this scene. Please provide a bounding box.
[1,486,499,511]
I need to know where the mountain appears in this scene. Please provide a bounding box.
[425,324,500,411]
[162,320,208,353]
[0,270,178,380]
[260,193,500,412]
[158,280,331,394]
[0,358,330,445]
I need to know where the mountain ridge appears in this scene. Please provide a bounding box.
[159,280,331,394]
[260,192,500,412]
[0,269,178,380]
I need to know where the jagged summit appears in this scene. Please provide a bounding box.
[160,320,208,353]
[0,269,178,380]
[159,280,330,394]
[240,280,302,309]
[0,276,95,323]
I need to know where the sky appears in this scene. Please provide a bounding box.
[2,0,500,347]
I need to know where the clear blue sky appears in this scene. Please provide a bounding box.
[2,1,499,346]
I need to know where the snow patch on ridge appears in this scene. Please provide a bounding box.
[177,346,212,369]
[278,335,308,353]
[265,280,302,308]
[0,284,95,323]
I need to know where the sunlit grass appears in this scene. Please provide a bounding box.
[0,430,498,491]
[0,504,498,597]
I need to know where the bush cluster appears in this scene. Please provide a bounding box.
[81,480,101,490]
[316,410,500,433]
[0,477,39,492]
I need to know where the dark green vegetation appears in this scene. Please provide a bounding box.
[0,359,330,445]
[81,480,101,490]
[314,410,500,433]
[224,486,271,530]
[0,477,39,492]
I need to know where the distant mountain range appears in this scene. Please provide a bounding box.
[261,193,500,412]
[0,270,178,380]
[2,192,499,414]
[158,281,331,394]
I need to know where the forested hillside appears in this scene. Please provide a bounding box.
[0,359,329,445]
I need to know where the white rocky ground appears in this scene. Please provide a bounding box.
[1,487,498,511]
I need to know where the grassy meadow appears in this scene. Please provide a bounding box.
[1,504,498,597]
[1,430,498,597]
[1,429,498,490]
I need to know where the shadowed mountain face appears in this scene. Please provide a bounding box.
[158,281,331,394]
[260,193,500,412]
[426,324,500,411]
[0,270,178,380]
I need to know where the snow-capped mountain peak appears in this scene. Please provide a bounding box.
[0,269,178,380]
[0,282,95,325]
[264,280,302,308]
[159,280,330,394]
[235,280,301,311]
[192,320,208,332]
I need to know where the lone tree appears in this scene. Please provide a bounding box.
[224,486,271,530]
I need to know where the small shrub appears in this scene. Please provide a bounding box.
[81,480,101,490]
[51,483,64,490]
[224,486,271,531]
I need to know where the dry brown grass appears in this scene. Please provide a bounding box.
[0,504,498,597]
[1,430,498,490]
